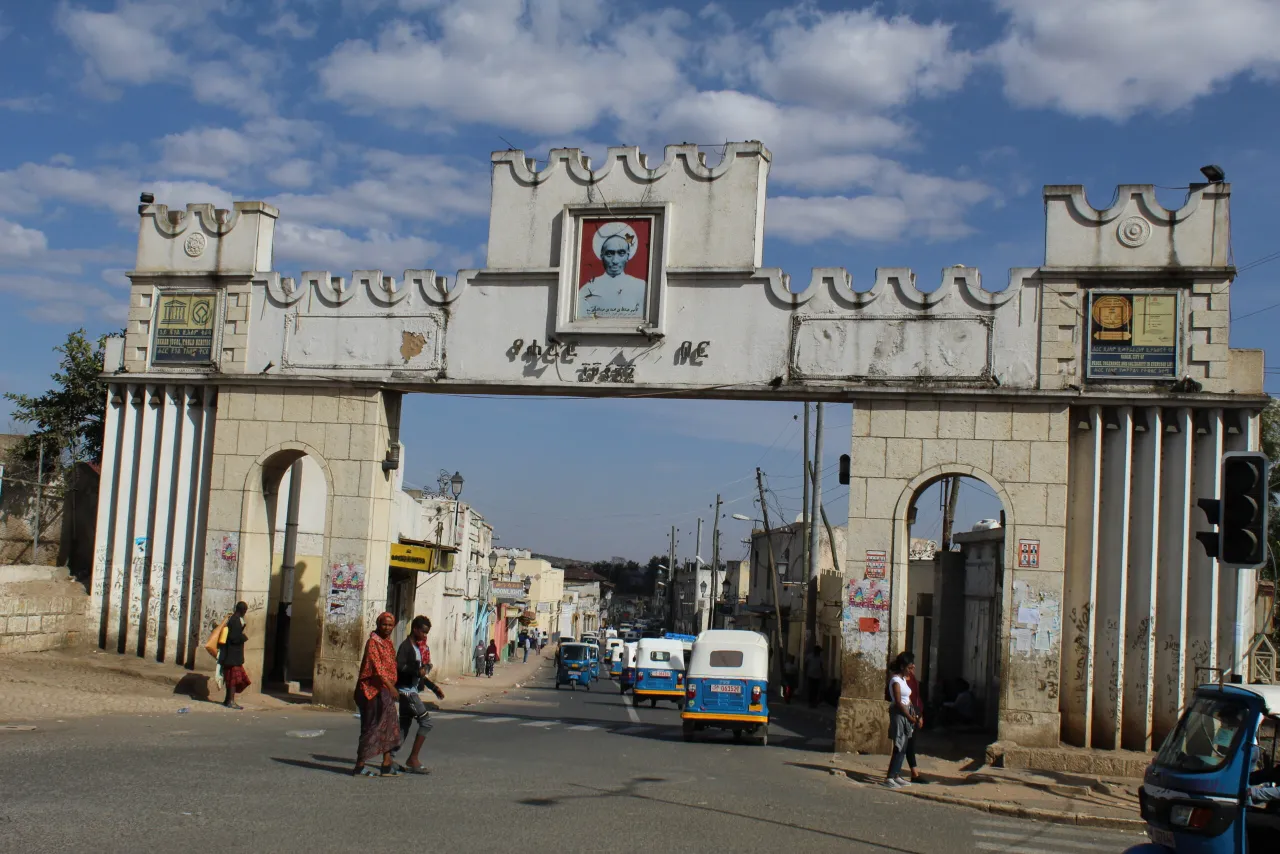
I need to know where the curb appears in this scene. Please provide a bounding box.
[834,770,1144,831]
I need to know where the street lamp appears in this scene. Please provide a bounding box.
[449,471,465,547]
[450,472,464,498]
[731,513,753,522]
[488,550,498,571]
[508,556,517,577]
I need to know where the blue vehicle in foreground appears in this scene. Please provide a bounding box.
[1124,683,1279,853]
[555,642,593,690]
[681,630,770,745]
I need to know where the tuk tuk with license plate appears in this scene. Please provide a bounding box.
[681,630,770,745]
[1125,684,1280,854]
[633,637,687,708]
[555,643,594,690]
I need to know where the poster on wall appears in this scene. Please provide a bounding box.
[864,550,887,579]
[574,216,654,322]
[153,292,217,364]
[327,562,365,621]
[1017,539,1040,569]
[1086,291,1179,380]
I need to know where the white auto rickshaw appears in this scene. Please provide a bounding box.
[681,630,771,745]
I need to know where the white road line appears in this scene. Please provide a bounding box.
[625,698,641,724]
[973,819,1123,838]
[973,830,1114,851]
[616,725,649,735]
[474,717,517,724]
[427,713,464,720]
[520,721,557,727]
[567,725,600,731]
[973,843,1114,854]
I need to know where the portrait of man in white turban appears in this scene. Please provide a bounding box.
[576,219,649,320]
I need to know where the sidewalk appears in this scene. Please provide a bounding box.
[826,749,1143,830]
[0,645,553,725]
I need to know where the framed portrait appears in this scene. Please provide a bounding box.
[557,204,669,336]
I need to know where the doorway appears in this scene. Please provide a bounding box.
[387,569,416,648]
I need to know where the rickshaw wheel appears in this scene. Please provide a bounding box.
[682,721,695,742]
[555,682,561,690]
[584,682,591,691]
[758,725,769,746]
[732,729,743,743]
[650,698,657,708]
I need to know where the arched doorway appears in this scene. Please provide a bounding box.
[906,473,1007,732]
[258,451,329,692]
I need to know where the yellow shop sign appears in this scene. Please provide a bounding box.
[390,542,436,572]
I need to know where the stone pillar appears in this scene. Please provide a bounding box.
[202,385,396,707]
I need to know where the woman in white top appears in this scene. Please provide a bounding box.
[885,651,921,788]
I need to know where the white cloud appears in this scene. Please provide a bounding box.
[158,119,320,181]
[745,8,973,110]
[259,11,318,40]
[273,222,443,273]
[989,0,1280,119]
[57,3,183,86]
[319,1,690,135]
[0,220,48,257]
[268,159,316,190]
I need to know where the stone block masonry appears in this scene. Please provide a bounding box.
[0,567,89,654]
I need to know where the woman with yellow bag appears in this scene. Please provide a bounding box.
[217,602,251,709]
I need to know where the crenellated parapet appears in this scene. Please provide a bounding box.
[487,142,770,272]
[1043,182,1231,270]
[134,201,278,275]
[113,143,1263,403]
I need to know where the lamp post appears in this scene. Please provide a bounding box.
[450,471,464,552]
[720,577,732,629]
[488,550,498,572]
[700,580,708,632]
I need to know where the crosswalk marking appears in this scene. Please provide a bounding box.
[475,717,517,724]
[428,712,464,720]
[567,725,600,731]
[521,720,557,727]
[973,830,1113,851]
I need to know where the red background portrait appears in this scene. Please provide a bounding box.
[577,217,652,289]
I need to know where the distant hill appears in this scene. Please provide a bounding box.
[531,552,592,569]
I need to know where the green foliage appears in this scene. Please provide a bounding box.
[3,329,110,467]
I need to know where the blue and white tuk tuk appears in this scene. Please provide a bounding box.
[632,637,686,708]
[1125,684,1279,854]
[555,642,593,690]
[606,638,624,678]
[587,644,601,682]
[681,630,770,745]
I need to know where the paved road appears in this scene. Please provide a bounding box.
[0,666,1143,853]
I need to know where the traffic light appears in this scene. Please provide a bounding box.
[1195,451,1270,568]
[1220,452,1269,567]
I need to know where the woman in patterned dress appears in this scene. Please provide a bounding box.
[353,612,403,777]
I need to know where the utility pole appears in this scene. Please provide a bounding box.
[941,476,961,551]
[806,403,824,657]
[802,403,810,606]
[32,441,44,562]
[756,468,786,684]
[710,494,721,631]
[668,525,677,633]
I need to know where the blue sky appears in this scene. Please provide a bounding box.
[2,0,1279,561]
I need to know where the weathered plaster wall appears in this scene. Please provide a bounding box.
[836,398,1069,752]
[203,386,396,707]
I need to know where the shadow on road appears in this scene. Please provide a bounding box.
[270,756,351,776]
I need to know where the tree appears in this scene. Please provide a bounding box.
[3,329,111,466]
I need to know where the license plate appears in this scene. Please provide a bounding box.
[1148,826,1175,849]
[650,671,671,678]
[709,684,742,693]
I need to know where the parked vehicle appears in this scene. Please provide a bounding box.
[632,637,687,708]
[681,630,770,745]
[555,643,594,690]
[1124,683,1279,854]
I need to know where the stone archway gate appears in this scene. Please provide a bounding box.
[91,142,1264,752]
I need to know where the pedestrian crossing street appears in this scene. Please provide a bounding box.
[427,711,834,747]
[966,816,1137,853]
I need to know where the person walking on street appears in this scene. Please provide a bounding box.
[521,633,530,663]
[395,616,444,775]
[906,664,928,784]
[485,639,498,677]
[804,645,824,708]
[218,601,251,710]
[352,612,403,778]
[473,639,486,676]
[884,651,921,789]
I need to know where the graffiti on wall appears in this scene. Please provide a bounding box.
[327,561,365,622]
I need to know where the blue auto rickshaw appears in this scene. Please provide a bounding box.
[555,642,593,690]
[681,630,770,745]
[632,637,686,708]
[619,642,638,694]
[607,639,624,678]
[1124,684,1279,854]
[587,645,601,682]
